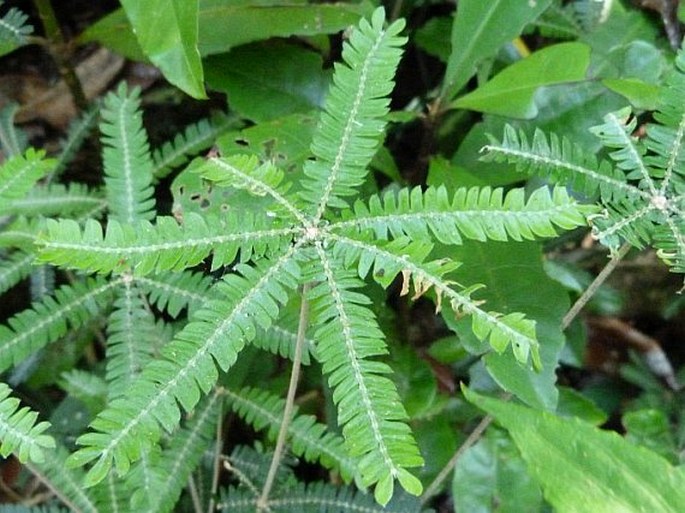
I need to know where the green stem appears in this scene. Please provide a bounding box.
[561,242,631,331]
[257,284,311,510]
[33,0,88,111]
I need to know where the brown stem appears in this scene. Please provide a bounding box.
[257,284,311,510]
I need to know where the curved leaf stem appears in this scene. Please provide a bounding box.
[257,283,311,510]
[561,242,631,331]
[420,413,494,504]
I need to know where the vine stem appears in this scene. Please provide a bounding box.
[561,242,631,331]
[257,283,311,510]
[420,414,494,504]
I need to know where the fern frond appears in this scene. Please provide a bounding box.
[300,9,406,218]
[1,183,106,217]
[53,105,100,177]
[219,480,423,513]
[0,217,41,250]
[106,282,157,400]
[0,3,32,57]
[0,103,27,157]
[130,390,222,513]
[0,148,55,202]
[193,154,305,223]
[332,185,591,244]
[589,108,656,188]
[59,370,107,415]
[328,233,541,369]
[225,387,357,482]
[26,445,99,513]
[0,250,33,295]
[133,270,216,317]
[482,125,642,203]
[37,213,298,275]
[152,113,237,180]
[67,249,301,487]
[0,383,54,463]
[0,277,121,374]
[654,220,685,273]
[649,50,685,191]
[253,307,316,364]
[100,83,156,223]
[307,247,422,504]
[89,472,127,513]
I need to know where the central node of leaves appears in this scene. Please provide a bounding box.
[651,194,669,211]
[303,224,320,241]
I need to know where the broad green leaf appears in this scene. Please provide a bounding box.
[444,242,568,409]
[441,0,552,103]
[120,0,206,99]
[205,43,329,122]
[556,386,607,425]
[453,43,591,119]
[602,78,660,110]
[82,2,369,61]
[216,113,316,172]
[197,0,369,56]
[623,409,677,463]
[414,16,451,62]
[453,429,542,513]
[465,388,685,513]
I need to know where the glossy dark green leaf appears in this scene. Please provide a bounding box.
[623,409,677,463]
[444,242,569,409]
[465,388,685,513]
[205,43,329,122]
[215,113,316,173]
[453,428,542,513]
[453,43,591,119]
[82,2,369,61]
[441,0,552,102]
[120,0,206,98]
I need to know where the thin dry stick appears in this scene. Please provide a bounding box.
[420,414,494,504]
[561,242,631,331]
[206,398,224,513]
[257,284,311,510]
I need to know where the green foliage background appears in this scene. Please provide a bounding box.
[1,0,685,512]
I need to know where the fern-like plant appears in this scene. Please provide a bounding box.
[482,44,685,275]
[33,7,591,505]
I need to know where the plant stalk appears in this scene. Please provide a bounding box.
[33,0,88,111]
[206,397,224,513]
[257,284,311,510]
[561,242,631,330]
[420,414,494,504]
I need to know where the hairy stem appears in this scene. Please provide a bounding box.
[561,242,631,330]
[257,284,311,510]
[33,0,88,111]
[420,414,494,504]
